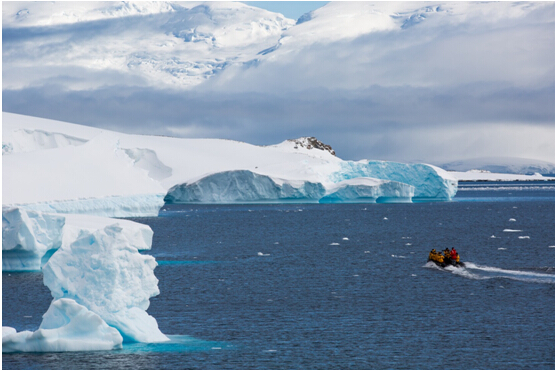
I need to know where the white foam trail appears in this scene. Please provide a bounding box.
[460,263,555,284]
[424,261,555,283]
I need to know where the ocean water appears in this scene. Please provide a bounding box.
[3,181,555,369]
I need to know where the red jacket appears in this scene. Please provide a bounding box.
[450,250,457,259]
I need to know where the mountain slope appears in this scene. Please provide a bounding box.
[438,157,555,175]
[2,1,294,89]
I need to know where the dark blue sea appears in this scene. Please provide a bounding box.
[3,181,555,369]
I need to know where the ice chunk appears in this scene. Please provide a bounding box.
[2,299,123,352]
[165,170,326,203]
[2,207,65,271]
[3,208,154,271]
[320,177,414,203]
[42,224,169,343]
[331,160,457,200]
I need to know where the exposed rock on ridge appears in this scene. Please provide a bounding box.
[288,137,336,156]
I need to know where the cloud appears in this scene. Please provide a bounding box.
[4,80,555,162]
[2,1,555,163]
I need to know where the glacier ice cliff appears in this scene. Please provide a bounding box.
[331,161,458,201]
[2,299,123,352]
[42,224,169,343]
[165,170,420,204]
[165,170,326,203]
[17,194,166,218]
[320,177,414,203]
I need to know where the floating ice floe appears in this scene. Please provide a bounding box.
[2,299,123,352]
[509,218,516,222]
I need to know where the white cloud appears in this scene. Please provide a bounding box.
[3,1,555,163]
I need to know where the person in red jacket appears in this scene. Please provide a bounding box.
[450,247,457,261]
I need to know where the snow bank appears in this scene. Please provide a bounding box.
[3,208,153,272]
[320,177,414,203]
[42,224,168,343]
[331,161,458,200]
[2,299,123,352]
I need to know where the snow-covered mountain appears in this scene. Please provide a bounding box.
[2,1,294,89]
[438,157,555,176]
[3,1,555,163]
[4,1,552,90]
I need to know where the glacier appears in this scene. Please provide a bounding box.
[2,299,123,353]
[3,112,458,215]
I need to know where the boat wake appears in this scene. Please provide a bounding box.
[425,261,555,284]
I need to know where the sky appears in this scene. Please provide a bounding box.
[242,1,328,20]
[2,1,555,164]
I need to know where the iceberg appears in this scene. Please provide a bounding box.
[320,177,414,203]
[42,224,169,343]
[2,208,154,271]
[2,207,65,271]
[331,160,458,201]
[166,171,417,204]
[2,299,123,353]
[165,170,326,203]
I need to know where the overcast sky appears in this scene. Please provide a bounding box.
[2,1,555,164]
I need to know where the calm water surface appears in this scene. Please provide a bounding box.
[3,181,555,369]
